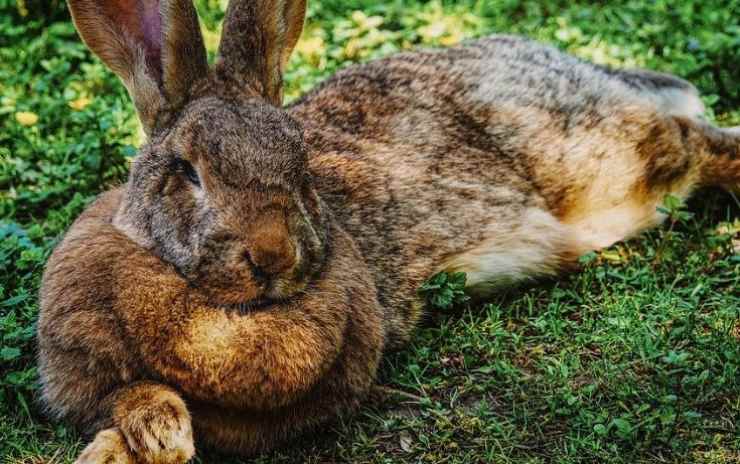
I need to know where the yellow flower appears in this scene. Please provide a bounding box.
[417,11,473,47]
[351,11,383,31]
[295,35,325,59]
[15,111,38,126]
[439,32,463,47]
[68,97,92,111]
[343,38,360,60]
[419,21,447,41]
[716,219,740,236]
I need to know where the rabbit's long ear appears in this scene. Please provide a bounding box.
[67,0,208,133]
[216,0,307,105]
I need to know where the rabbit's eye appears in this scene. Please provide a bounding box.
[175,158,201,187]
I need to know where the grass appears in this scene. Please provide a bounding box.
[1,0,739,462]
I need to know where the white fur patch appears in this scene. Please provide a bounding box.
[441,208,586,291]
[441,185,693,292]
[567,200,665,249]
[564,178,696,251]
[650,87,705,119]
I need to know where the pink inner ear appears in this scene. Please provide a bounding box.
[138,0,163,81]
[104,0,163,82]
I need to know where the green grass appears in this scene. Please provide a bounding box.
[2,0,739,462]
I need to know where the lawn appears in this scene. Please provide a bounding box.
[1,0,739,463]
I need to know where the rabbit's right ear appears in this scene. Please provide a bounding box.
[67,0,208,134]
[216,0,307,105]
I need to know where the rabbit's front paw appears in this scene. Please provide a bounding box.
[75,428,133,464]
[117,389,195,464]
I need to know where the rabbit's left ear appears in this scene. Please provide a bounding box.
[216,0,307,105]
[68,0,208,133]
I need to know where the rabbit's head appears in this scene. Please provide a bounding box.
[68,0,325,305]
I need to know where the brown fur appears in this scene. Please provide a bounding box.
[73,428,133,464]
[67,0,209,132]
[40,189,384,459]
[216,0,306,104]
[39,1,740,462]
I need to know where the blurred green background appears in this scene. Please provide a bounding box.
[1,0,739,462]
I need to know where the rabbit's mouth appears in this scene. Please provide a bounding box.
[193,263,315,309]
[215,273,315,313]
[224,296,283,313]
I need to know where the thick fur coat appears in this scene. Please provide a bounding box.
[38,0,739,462]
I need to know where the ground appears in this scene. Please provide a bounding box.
[1,1,739,463]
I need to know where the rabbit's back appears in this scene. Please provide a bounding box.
[290,35,709,346]
[292,35,702,154]
[449,35,702,121]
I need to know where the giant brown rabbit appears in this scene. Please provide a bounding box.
[37,0,740,462]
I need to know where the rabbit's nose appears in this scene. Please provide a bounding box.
[246,243,296,277]
[245,217,297,278]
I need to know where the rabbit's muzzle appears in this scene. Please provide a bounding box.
[242,212,313,300]
[192,200,327,307]
[242,216,298,280]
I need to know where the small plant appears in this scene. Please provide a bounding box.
[654,194,694,262]
[657,194,694,224]
[419,271,470,311]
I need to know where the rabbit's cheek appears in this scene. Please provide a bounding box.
[267,276,307,301]
[287,214,328,280]
[187,237,269,304]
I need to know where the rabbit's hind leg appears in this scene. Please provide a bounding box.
[636,115,740,195]
[697,122,740,193]
[562,116,739,252]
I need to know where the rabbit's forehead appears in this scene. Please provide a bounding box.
[165,98,307,185]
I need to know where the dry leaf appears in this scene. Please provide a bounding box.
[68,97,92,111]
[600,250,622,263]
[399,430,414,452]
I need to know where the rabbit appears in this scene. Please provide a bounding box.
[37,0,740,462]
